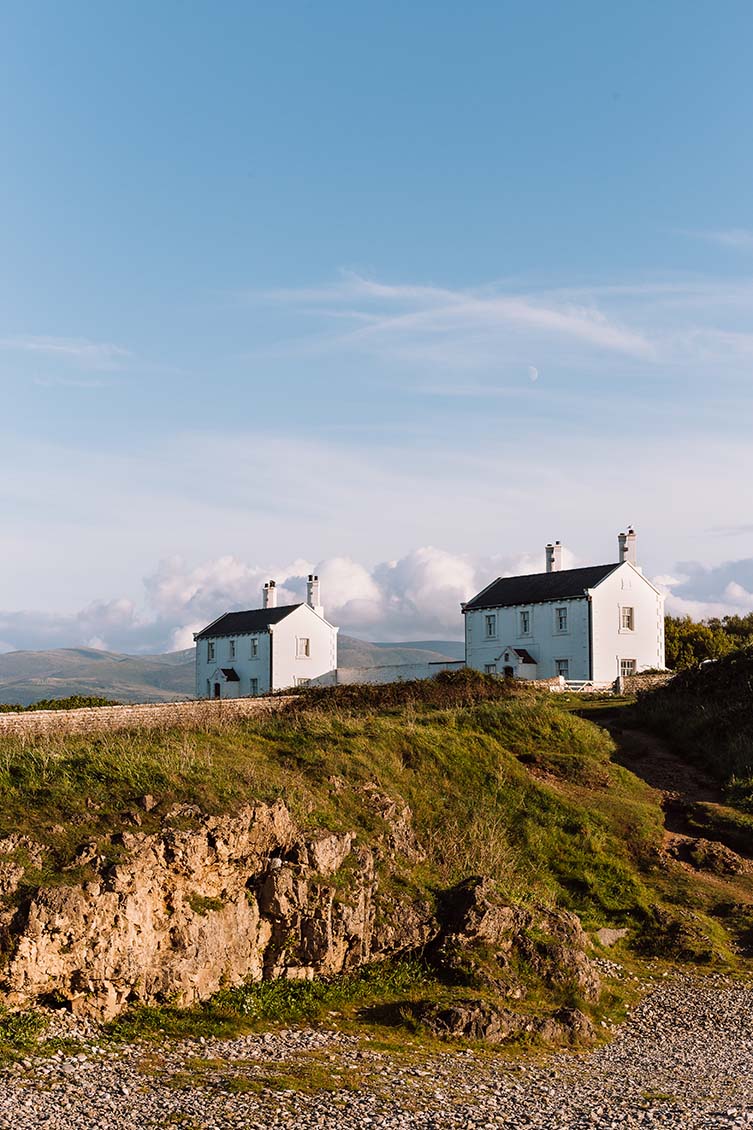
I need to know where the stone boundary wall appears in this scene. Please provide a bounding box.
[617,671,675,695]
[330,659,465,686]
[0,695,295,739]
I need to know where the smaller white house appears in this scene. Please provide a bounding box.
[463,530,665,684]
[194,575,338,698]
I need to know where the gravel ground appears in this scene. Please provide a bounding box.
[1,973,752,1130]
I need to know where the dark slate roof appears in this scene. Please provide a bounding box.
[512,648,537,665]
[465,564,619,611]
[195,604,302,640]
[220,668,240,682]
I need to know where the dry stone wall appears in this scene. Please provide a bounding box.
[0,695,295,738]
[618,672,674,695]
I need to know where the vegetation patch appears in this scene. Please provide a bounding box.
[0,696,120,714]
[186,894,226,917]
[629,647,753,792]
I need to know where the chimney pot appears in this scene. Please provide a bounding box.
[306,572,323,616]
[618,529,638,566]
[545,541,563,572]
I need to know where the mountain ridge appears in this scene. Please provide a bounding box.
[0,637,463,706]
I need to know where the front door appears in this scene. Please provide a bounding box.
[213,682,221,699]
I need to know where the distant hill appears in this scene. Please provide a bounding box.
[0,637,463,706]
[370,639,465,661]
[0,648,196,706]
[338,636,463,668]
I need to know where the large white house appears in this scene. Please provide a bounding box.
[463,530,665,684]
[194,575,338,698]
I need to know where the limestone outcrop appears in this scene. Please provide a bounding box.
[0,806,601,1034]
[0,800,432,1019]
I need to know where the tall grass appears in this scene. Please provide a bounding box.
[630,646,753,803]
[0,691,663,929]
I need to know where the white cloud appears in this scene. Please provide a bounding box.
[251,268,753,382]
[3,544,753,656]
[683,229,753,252]
[0,336,129,369]
[653,558,753,620]
[0,545,562,653]
[260,273,653,364]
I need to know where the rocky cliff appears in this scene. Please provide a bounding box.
[0,795,599,1030]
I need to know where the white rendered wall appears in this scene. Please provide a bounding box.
[195,604,338,698]
[268,605,338,690]
[312,660,464,686]
[195,631,273,698]
[464,598,591,681]
[589,563,665,681]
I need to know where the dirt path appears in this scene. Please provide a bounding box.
[607,724,735,843]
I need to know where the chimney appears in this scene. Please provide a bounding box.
[306,574,324,617]
[618,529,637,566]
[262,579,277,609]
[545,541,563,573]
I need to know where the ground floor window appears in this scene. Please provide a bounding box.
[620,658,636,677]
[249,678,259,696]
[555,659,569,678]
[485,663,497,675]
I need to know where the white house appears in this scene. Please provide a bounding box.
[463,530,665,684]
[194,575,338,698]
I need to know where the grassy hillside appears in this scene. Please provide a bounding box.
[2,669,753,1052]
[0,647,196,706]
[0,674,680,931]
[631,647,753,807]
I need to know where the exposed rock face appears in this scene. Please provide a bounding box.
[422,999,596,1046]
[667,834,749,876]
[0,815,600,1039]
[0,801,434,1019]
[433,877,602,1003]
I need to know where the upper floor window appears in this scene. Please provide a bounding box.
[555,607,568,633]
[207,641,215,662]
[519,610,530,635]
[250,637,259,658]
[484,614,497,639]
[621,607,634,631]
[297,637,311,658]
[228,639,236,659]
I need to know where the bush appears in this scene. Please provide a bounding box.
[630,646,753,787]
[0,696,120,714]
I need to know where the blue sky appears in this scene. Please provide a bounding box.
[2,2,753,650]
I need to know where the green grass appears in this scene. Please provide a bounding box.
[0,686,663,927]
[0,671,747,1051]
[629,646,753,791]
[107,960,432,1042]
[0,696,120,713]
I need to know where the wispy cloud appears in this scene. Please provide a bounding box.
[261,273,654,361]
[679,228,753,252]
[0,336,129,369]
[253,269,753,380]
[33,376,114,390]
